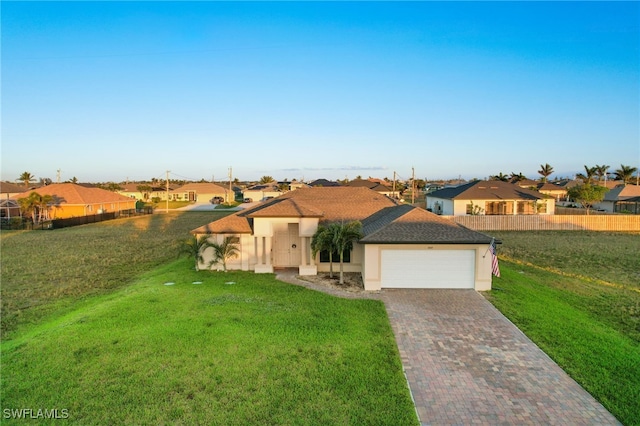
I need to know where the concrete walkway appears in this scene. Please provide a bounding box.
[275,272,620,425]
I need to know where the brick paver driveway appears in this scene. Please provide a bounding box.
[381,289,620,426]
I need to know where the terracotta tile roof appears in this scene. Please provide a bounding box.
[360,205,493,244]
[1,182,30,194]
[278,187,397,223]
[429,180,545,201]
[191,214,253,234]
[192,187,397,234]
[246,199,324,218]
[537,182,566,191]
[173,182,228,193]
[603,184,640,201]
[14,183,134,205]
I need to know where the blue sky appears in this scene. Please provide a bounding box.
[2,1,639,183]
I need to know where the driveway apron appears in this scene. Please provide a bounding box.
[381,289,620,426]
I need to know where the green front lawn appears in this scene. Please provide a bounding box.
[486,231,640,426]
[1,261,418,425]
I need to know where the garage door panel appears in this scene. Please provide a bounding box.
[381,249,475,289]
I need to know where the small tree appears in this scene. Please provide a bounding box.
[178,235,211,271]
[567,184,608,215]
[208,236,240,271]
[333,221,364,285]
[311,224,336,278]
[17,192,53,225]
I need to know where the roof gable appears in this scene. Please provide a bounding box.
[429,180,544,201]
[360,205,493,244]
[14,183,133,204]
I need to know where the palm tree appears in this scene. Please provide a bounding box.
[208,236,240,271]
[537,164,554,183]
[18,171,35,187]
[178,235,211,271]
[259,175,275,184]
[509,172,527,183]
[594,165,610,184]
[614,164,638,184]
[311,224,336,278]
[17,192,53,225]
[576,165,597,185]
[489,173,509,182]
[332,221,364,285]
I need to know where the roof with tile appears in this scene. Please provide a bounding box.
[360,204,493,244]
[603,184,640,201]
[14,183,135,205]
[192,187,397,234]
[173,182,228,193]
[428,180,545,201]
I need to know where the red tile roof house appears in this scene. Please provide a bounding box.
[13,183,137,219]
[426,180,555,216]
[191,187,498,291]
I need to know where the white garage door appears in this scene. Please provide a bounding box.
[381,249,475,289]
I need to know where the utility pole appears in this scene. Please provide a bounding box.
[392,171,397,200]
[228,167,233,204]
[411,166,415,205]
[165,170,170,212]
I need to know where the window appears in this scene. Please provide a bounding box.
[517,201,535,214]
[485,201,513,215]
[320,249,350,263]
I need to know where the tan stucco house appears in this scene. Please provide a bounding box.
[172,182,229,203]
[426,180,555,216]
[191,187,497,291]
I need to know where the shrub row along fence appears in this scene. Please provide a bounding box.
[445,215,640,231]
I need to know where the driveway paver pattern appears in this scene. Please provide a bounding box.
[381,289,620,426]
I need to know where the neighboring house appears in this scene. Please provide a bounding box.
[536,182,568,202]
[172,182,229,203]
[13,183,137,219]
[242,183,283,202]
[613,196,640,214]
[0,199,21,220]
[426,180,555,216]
[344,179,396,198]
[117,183,177,201]
[191,187,497,291]
[512,178,538,189]
[594,184,640,213]
[1,182,32,200]
[308,179,341,187]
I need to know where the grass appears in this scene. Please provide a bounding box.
[3,217,639,424]
[1,260,418,425]
[1,211,229,337]
[485,231,640,426]
[492,231,640,288]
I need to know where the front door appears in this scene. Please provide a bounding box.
[274,223,301,267]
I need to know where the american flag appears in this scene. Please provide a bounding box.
[489,238,501,277]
